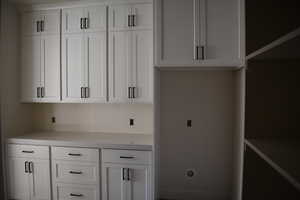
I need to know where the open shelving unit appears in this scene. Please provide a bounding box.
[243,1,300,199]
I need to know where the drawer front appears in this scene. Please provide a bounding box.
[53,161,98,184]
[55,184,98,200]
[52,147,99,162]
[7,144,49,159]
[102,149,152,165]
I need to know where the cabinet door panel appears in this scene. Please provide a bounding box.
[22,11,41,36]
[132,30,153,103]
[41,35,61,102]
[128,166,151,200]
[21,36,41,102]
[30,159,51,200]
[7,157,30,200]
[85,6,107,32]
[102,164,125,200]
[109,31,131,103]
[158,0,195,65]
[62,8,84,34]
[62,34,85,102]
[109,5,131,31]
[41,9,60,35]
[86,32,107,102]
[131,3,153,30]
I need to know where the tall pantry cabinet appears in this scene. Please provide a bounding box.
[108,2,153,103]
[21,9,61,102]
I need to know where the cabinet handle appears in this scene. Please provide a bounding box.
[122,168,127,180]
[68,153,82,156]
[195,45,199,60]
[36,21,39,32]
[70,193,83,197]
[120,156,135,159]
[128,15,131,27]
[132,15,136,27]
[85,87,89,98]
[80,18,84,29]
[69,171,83,174]
[24,161,29,173]
[132,87,136,99]
[128,87,131,99]
[37,87,40,98]
[41,20,44,32]
[127,168,131,181]
[29,162,33,173]
[81,87,84,98]
[41,87,45,98]
[84,18,89,29]
[201,46,205,60]
[22,150,34,154]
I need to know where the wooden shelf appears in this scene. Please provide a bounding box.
[245,139,300,191]
[246,27,300,61]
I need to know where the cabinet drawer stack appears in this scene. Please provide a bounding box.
[51,147,100,200]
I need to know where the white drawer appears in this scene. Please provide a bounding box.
[52,147,99,162]
[55,183,98,200]
[53,161,98,185]
[102,149,152,165]
[7,144,49,159]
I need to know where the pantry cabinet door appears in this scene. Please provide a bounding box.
[109,4,132,31]
[85,6,107,32]
[108,31,131,103]
[40,35,61,102]
[85,32,107,102]
[62,7,85,34]
[131,3,153,30]
[62,34,86,102]
[7,157,30,200]
[131,30,153,103]
[29,159,51,200]
[21,36,41,102]
[21,11,41,36]
[41,9,61,35]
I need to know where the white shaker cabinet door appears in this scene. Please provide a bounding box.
[108,31,131,103]
[85,32,107,102]
[62,34,86,102]
[21,36,41,102]
[102,164,125,200]
[7,157,31,200]
[29,159,51,200]
[40,35,61,102]
[131,30,153,103]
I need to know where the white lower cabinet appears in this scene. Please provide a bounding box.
[102,149,152,200]
[7,144,51,200]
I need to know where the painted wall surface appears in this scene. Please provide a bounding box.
[159,71,235,200]
[32,104,154,134]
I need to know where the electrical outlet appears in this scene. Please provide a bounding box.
[187,120,192,127]
[130,118,134,126]
[51,117,56,123]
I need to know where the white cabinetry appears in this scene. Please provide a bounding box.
[21,9,61,103]
[108,3,153,103]
[102,149,152,200]
[7,144,51,200]
[155,0,241,66]
[62,6,107,103]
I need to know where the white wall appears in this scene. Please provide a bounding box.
[158,70,236,200]
[32,104,153,134]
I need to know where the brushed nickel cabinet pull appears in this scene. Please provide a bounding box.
[69,171,83,174]
[68,153,82,156]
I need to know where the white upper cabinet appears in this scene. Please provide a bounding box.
[62,5,107,103]
[155,0,241,66]
[21,9,61,103]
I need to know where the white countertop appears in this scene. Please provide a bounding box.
[6,131,153,151]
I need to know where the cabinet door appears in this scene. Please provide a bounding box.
[85,6,107,32]
[62,8,84,34]
[85,32,107,102]
[41,9,60,35]
[62,34,86,102]
[21,11,41,36]
[109,4,131,31]
[21,36,41,102]
[7,157,30,200]
[131,3,153,30]
[40,35,61,102]
[108,31,131,103]
[102,164,126,200]
[127,166,151,200]
[29,159,51,200]
[131,30,153,103]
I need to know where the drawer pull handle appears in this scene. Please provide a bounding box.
[68,153,82,156]
[120,156,135,159]
[69,171,83,174]
[22,150,34,153]
[70,193,83,197]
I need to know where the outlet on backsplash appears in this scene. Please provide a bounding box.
[51,117,56,123]
[130,118,134,126]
